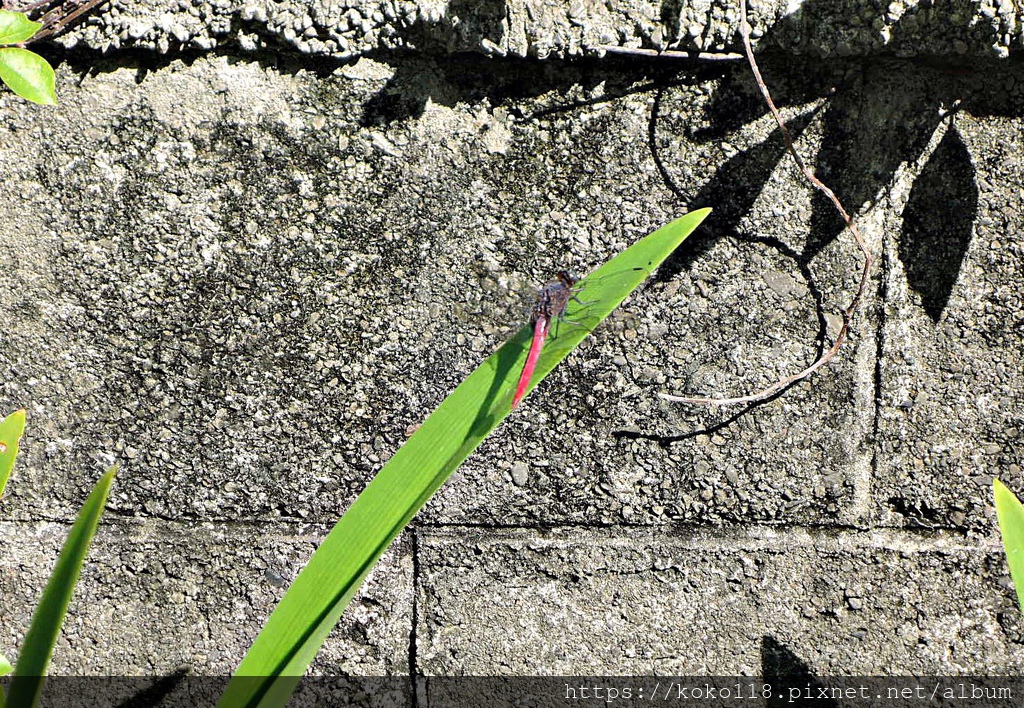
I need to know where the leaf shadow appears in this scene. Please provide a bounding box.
[762,636,837,708]
[635,0,1016,433]
[114,668,189,707]
[652,91,819,281]
[612,85,829,442]
[722,0,1000,302]
[803,67,943,259]
[899,124,978,322]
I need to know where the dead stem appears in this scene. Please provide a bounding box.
[597,45,745,62]
[4,0,108,41]
[5,0,51,14]
[659,0,874,407]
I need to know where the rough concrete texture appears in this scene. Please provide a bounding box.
[40,0,1024,60]
[418,529,1023,673]
[873,73,1024,531]
[0,54,873,527]
[0,523,412,674]
[0,0,1022,690]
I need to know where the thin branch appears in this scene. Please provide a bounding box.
[659,0,874,406]
[5,0,52,14]
[5,0,109,42]
[31,0,107,41]
[597,45,745,62]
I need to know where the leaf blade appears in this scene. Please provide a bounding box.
[0,409,26,500]
[6,466,117,708]
[0,10,41,45]
[0,47,55,106]
[0,652,10,708]
[219,209,711,708]
[994,478,1024,613]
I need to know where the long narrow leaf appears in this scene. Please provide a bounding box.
[0,653,9,708]
[0,409,26,499]
[219,209,711,708]
[6,466,117,708]
[995,478,1024,613]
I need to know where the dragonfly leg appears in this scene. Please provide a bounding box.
[569,283,597,307]
[557,292,593,334]
[554,314,588,335]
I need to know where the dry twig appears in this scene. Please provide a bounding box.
[598,45,745,63]
[659,0,874,406]
[4,0,108,41]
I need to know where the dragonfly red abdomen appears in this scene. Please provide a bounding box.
[511,270,577,409]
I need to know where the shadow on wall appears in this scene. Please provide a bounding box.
[899,127,977,322]
[342,0,1014,444]
[365,0,1000,326]
[659,0,1010,325]
[762,635,838,708]
[360,0,509,127]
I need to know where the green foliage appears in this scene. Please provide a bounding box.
[0,10,56,105]
[4,466,117,708]
[0,48,54,106]
[0,409,25,499]
[0,11,41,44]
[994,478,1024,613]
[218,208,711,708]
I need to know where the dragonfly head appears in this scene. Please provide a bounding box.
[555,270,577,288]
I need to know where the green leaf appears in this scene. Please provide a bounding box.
[0,652,10,708]
[0,11,42,45]
[218,208,711,708]
[6,466,117,708]
[0,409,26,500]
[995,478,1024,613]
[0,48,55,106]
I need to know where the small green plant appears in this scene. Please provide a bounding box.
[0,410,116,708]
[994,478,1024,612]
[0,9,55,105]
[218,209,711,708]
[0,408,25,499]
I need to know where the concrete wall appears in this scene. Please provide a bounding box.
[1,0,1023,694]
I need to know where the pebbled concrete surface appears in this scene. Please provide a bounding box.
[418,528,1024,674]
[0,0,1022,689]
[0,54,874,528]
[0,522,412,673]
[876,104,1024,530]
[25,0,1024,60]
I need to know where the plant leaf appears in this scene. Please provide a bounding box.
[0,48,55,106]
[994,478,1024,613]
[0,652,10,708]
[0,11,41,45]
[0,409,25,500]
[218,208,710,708]
[6,466,117,708]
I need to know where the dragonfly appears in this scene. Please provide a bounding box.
[511,270,581,409]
